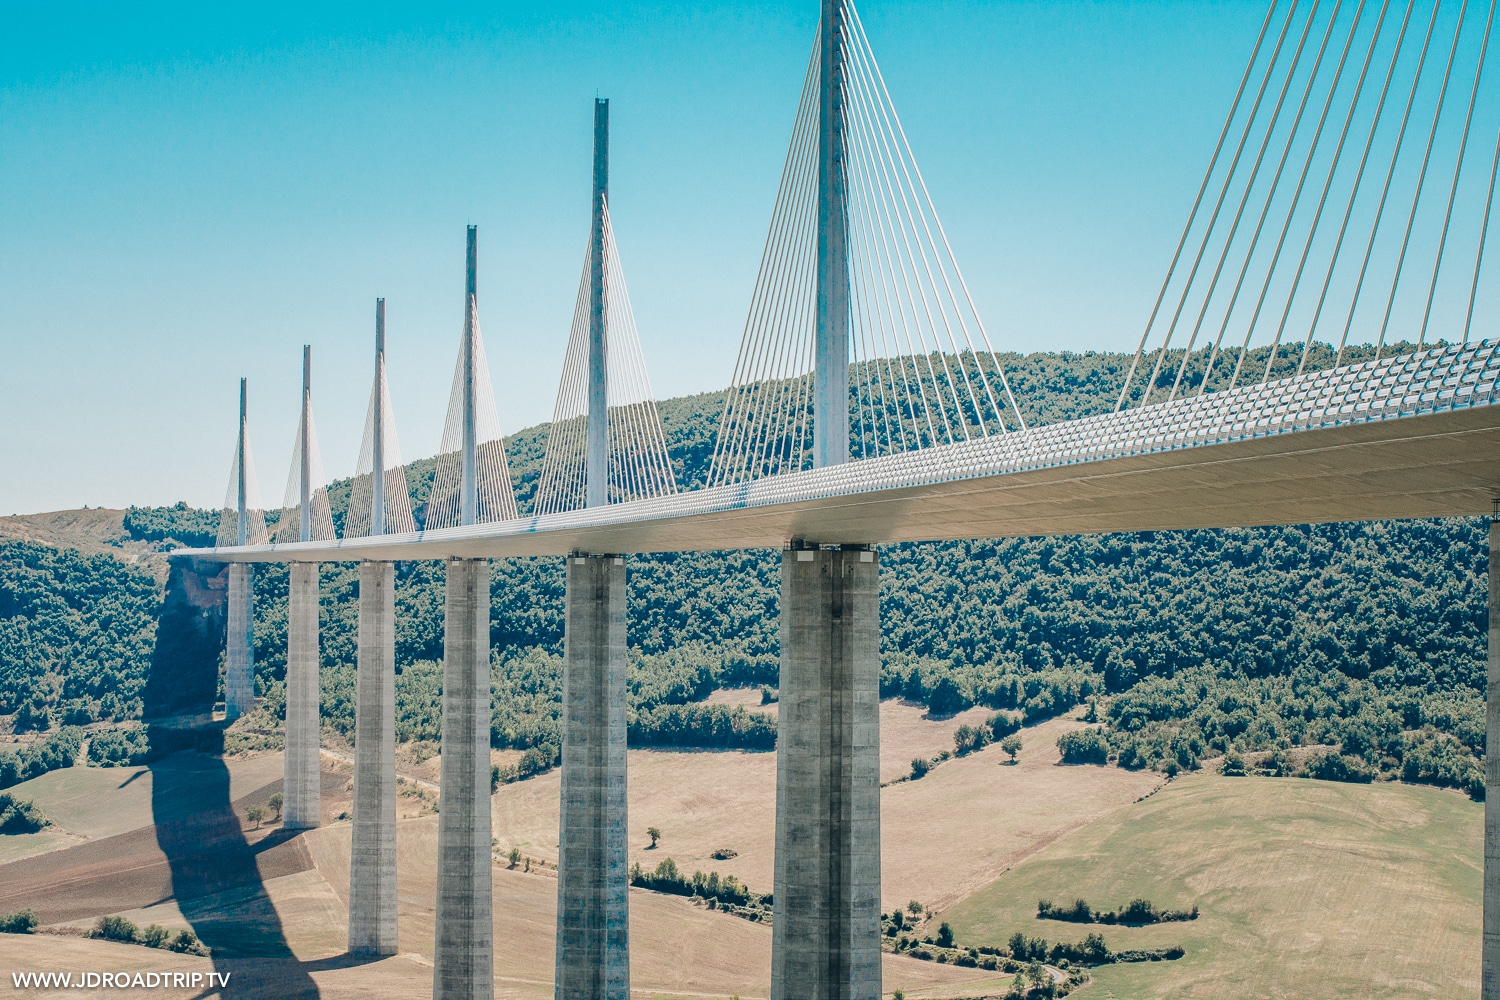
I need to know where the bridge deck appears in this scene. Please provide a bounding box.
[176,340,1500,563]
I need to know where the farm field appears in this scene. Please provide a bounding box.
[0,711,1484,998]
[489,701,1160,910]
[941,771,1482,999]
[1,703,1090,998]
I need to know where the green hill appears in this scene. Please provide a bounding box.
[0,342,1484,797]
[940,772,1480,998]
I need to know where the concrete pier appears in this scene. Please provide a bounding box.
[1486,515,1499,1000]
[349,559,398,956]
[555,554,629,1000]
[283,562,321,829]
[772,544,881,1000]
[225,564,255,720]
[434,558,493,1000]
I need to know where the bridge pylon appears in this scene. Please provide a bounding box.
[218,377,268,722]
[434,226,499,1000]
[279,345,334,831]
[1488,504,1500,999]
[554,98,632,1000]
[348,298,406,958]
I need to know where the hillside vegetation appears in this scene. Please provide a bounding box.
[0,343,1484,797]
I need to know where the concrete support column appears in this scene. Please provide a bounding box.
[1486,515,1499,1000]
[284,562,321,829]
[555,554,629,1000]
[350,560,398,956]
[225,564,255,719]
[434,558,493,1000]
[772,544,881,1000]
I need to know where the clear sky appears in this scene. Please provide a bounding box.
[0,1,1274,515]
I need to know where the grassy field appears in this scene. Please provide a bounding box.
[940,771,1481,999]
[0,713,1482,998]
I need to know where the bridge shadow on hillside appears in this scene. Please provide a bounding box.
[143,561,376,998]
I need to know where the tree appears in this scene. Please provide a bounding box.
[246,805,266,828]
[1025,960,1053,994]
[1000,733,1023,763]
[94,916,139,943]
[909,757,930,780]
[1056,729,1109,765]
[647,826,661,849]
[935,922,954,948]
[268,792,284,821]
[0,909,37,934]
[507,848,522,869]
[907,900,924,917]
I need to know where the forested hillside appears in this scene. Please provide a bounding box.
[0,342,1484,795]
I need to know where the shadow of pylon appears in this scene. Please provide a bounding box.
[144,559,328,998]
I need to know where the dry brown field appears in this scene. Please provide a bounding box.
[2,700,1077,998]
[1,699,1478,999]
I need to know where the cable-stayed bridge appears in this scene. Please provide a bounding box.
[170,1,1500,998]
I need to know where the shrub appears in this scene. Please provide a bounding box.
[0,909,37,934]
[1037,898,1091,923]
[168,929,209,955]
[93,915,139,943]
[954,724,989,756]
[936,922,954,948]
[1056,729,1109,765]
[4,728,85,787]
[1008,931,1050,962]
[0,752,20,788]
[909,758,930,780]
[1049,931,1111,966]
[85,726,151,767]
[1221,751,1247,776]
[0,793,48,834]
[1306,751,1373,784]
[1115,946,1185,962]
[140,924,170,948]
[927,677,965,716]
[987,712,1022,741]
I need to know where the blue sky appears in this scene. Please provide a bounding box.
[0,2,1283,514]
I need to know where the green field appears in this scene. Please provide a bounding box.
[941,771,1480,999]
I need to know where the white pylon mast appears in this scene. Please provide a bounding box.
[814,0,850,469]
[586,98,610,508]
[237,378,249,546]
[300,346,312,543]
[372,299,386,537]
[462,227,479,526]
